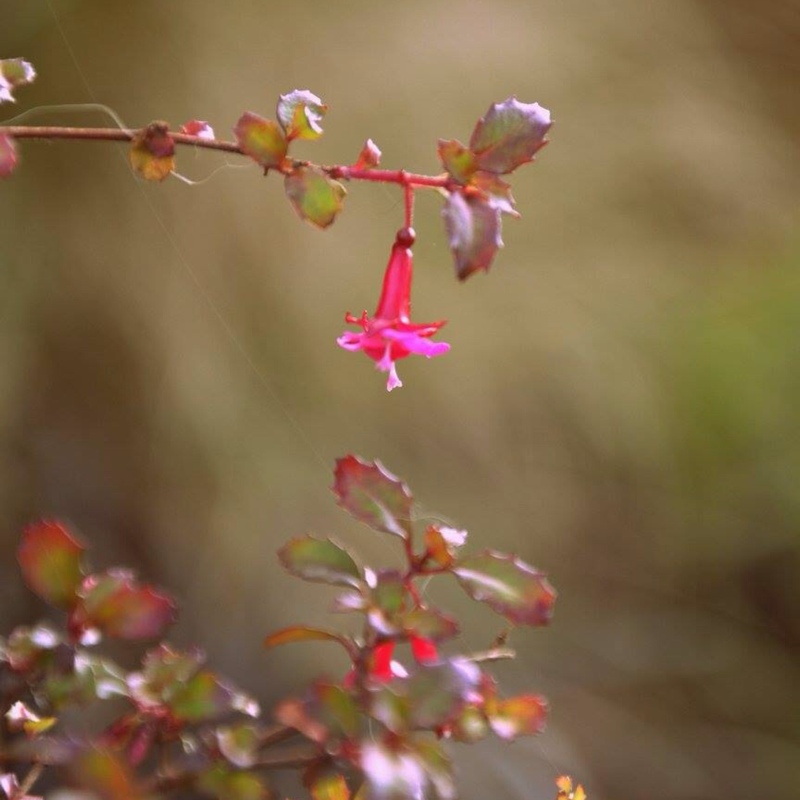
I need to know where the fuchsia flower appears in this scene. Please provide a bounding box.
[337,228,450,391]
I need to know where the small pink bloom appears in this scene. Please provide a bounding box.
[337,229,450,391]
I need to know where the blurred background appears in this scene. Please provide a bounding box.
[2,1,800,798]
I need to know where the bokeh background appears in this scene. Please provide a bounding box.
[2,1,800,798]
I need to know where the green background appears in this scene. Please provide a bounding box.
[2,2,800,798]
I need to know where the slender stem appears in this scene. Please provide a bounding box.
[16,763,43,799]
[0,125,455,189]
[403,178,415,228]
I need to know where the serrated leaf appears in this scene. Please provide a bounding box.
[469,97,551,174]
[402,608,459,642]
[309,773,350,800]
[284,166,346,228]
[470,172,519,217]
[0,134,18,178]
[233,112,288,170]
[333,455,413,539]
[442,191,503,280]
[277,89,327,141]
[278,535,362,587]
[74,569,177,639]
[129,121,175,182]
[353,139,381,169]
[0,58,36,104]
[453,551,556,626]
[18,521,85,608]
[437,139,477,184]
[487,693,547,740]
[264,625,352,652]
[129,644,204,703]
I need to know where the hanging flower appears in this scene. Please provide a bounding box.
[337,228,450,391]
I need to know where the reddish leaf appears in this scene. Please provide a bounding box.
[179,119,215,140]
[469,97,551,174]
[284,166,346,228]
[0,134,18,178]
[233,112,287,170]
[423,525,467,568]
[278,535,362,587]
[453,551,556,626]
[353,138,381,169]
[333,455,413,539]
[442,192,503,280]
[264,625,352,653]
[18,521,85,608]
[72,747,145,800]
[487,693,548,740]
[277,89,327,141]
[404,658,480,729]
[0,58,36,104]
[470,172,519,217]
[129,121,175,182]
[74,569,176,639]
[437,139,477,185]
[274,697,328,744]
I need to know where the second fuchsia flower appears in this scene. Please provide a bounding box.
[337,228,450,391]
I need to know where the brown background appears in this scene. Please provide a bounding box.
[2,2,800,798]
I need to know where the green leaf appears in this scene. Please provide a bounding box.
[129,122,175,182]
[437,139,477,184]
[168,670,236,723]
[233,112,288,170]
[277,89,327,141]
[264,625,352,652]
[0,133,18,178]
[74,569,177,639]
[332,455,413,539]
[442,192,503,280]
[17,521,85,608]
[284,166,346,228]
[316,680,360,739]
[449,704,489,743]
[487,693,548,740]
[278,535,362,587]
[0,58,36,104]
[217,723,259,768]
[402,608,459,642]
[452,551,556,626]
[309,773,350,800]
[404,658,480,729]
[1,624,61,672]
[368,571,406,635]
[469,97,551,174]
[200,765,268,800]
[353,139,381,169]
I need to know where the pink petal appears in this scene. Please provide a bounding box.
[336,332,364,352]
[382,328,451,358]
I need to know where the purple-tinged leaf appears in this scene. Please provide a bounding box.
[486,693,548,740]
[437,139,477,185]
[0,58,36,104]
[264,625,353,653]
[278,535,362,587]
[332,589,368,613]
[469,97,551,174]
[179,119,215,140]
[471,172,519,217]
[199,765,268,800]
[217,723,259,768]
[277,90,327,141]
[234,112,288,170]
[17,521,85,609]
[333,455,413,539]
[404,658,480,729]
[0,134,18,178]
[129,122,175,182]
[74,569,177,640]
[308,773,350,800]
[452,551,556,626]
[353,138,381,169]
[442,191,503,280]
[284,166,346,228]
[402,608,459,642]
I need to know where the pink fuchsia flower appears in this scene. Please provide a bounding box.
[337,228,450,391]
